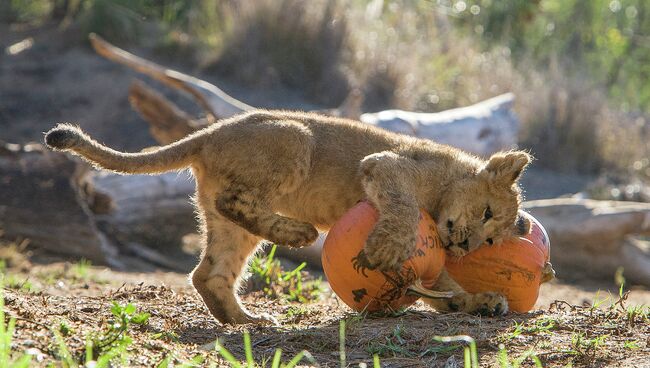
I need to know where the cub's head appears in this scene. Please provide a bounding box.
[436,151,532,258]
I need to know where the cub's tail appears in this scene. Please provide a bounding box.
[45,124,205,174]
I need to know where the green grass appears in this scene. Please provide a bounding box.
[623,340,640,350]
[151,330,180,343]
[35,259,106,286]
[568,332,609,362]
[71,258,92,281]
[214,331,316,368]
[504,316,558,341]
[367,323,414,358]
[57,320,74,337]
[1,274,37,293]
[4,244,647,367]
[1,296,151,367]
[249,245,323,303]
[434,335,479,368]
[0,286,32,367]
[625,304,649,326]
[497,345,543,368]
[0,260,38,294]
[49,302,151,367]
[210,320,383,368]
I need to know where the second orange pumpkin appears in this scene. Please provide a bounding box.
[445,212,553,312]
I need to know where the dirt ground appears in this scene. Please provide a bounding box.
[3,252,649,368]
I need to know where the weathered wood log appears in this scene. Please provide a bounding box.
[524,198,650,285]
[89,33,253,119]
[0,142,118,264]
[128,80,209,144]
[360,93,519,157]
[90,171,199,270]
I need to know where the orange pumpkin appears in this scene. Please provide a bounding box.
[445,212,554,312]
[322,201,448,312]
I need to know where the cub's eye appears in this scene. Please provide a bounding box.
[482,206,493,223]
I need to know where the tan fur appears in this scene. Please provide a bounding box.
[45,110,532,323]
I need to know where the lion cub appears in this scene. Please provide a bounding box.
[45,110,531,324]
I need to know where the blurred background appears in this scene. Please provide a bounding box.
[1,0,649,198]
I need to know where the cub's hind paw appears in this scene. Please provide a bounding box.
[475,293,508,316]
[244,313,279,326]
[448,292,508,316]
[225,310,279,325]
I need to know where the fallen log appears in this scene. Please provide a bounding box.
[0,142,118,265]
[91,171,198,270]
[128,80,209,144]
[360,93,519,157]
[89,33,252,120]
[524,198,650,285]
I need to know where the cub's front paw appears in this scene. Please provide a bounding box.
[363,228,415,272]
[448,292,509,316]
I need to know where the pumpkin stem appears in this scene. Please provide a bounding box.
[406,279,455,299]
[541,262,556,284]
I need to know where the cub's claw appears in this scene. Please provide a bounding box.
[351,249,375,276]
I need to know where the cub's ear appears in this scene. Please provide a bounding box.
[480,151,532,186]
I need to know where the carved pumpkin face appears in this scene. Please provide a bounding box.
[322,201,446,312]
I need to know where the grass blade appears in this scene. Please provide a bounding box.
[284,350,317,368]
[85,337,93,364]
[339,320,346,368]
[52,328,77,368]
[434,335,478,368]
[156,355,172,368]
[244,331,254,368]
[215,340,242,368]
[271,349,282,368]
[373,354,380,368]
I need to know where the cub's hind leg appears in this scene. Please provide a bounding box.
[216,184,318,248]
[190,212,270,325]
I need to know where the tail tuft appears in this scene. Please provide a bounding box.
[45,124,82,150]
